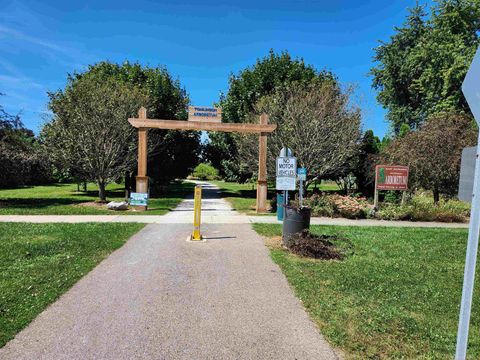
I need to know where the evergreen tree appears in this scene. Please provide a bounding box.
[371,0,480,133]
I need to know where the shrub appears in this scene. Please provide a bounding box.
[0,142,53,188]
[375,192,469,222]
[330,194,371,219]
[192,163,219,180]
[300,193,372,219]
[296,191,469,223]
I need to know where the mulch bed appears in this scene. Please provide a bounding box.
[283,229,353,260]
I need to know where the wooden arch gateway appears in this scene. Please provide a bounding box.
[128,107,277,213]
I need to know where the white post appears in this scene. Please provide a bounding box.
[456,131,480,359]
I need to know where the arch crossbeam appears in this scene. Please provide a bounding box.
[128,118,276,134]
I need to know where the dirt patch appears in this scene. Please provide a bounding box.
[75,201,107,208]
[264,235,283,249]
[283,230,353,260]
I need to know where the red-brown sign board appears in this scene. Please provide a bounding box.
[375,165,409,191]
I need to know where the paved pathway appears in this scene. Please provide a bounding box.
[0,182,338,359]
[0,180,469,228]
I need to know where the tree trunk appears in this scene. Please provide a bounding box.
[125,171,131,201]
[433,187,440,204]
[98,180,107,202]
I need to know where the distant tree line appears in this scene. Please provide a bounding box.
[0,94,52,188]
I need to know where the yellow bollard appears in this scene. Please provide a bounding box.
[191,185,202,240]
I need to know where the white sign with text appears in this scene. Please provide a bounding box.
[276,157,297,190]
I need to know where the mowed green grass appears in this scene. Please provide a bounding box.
[253,224,479,359]
[0,181,194,215]
[0,222,144,347]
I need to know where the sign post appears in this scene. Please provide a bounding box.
[297,167,307,207]
[455,46,480,360]
[373,165,409,209]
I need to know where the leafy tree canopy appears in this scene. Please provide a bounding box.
[72,61,189,119]
[47,61,200,187]
[371,0,480,133]
[381,111,477,202]
[206,50,337,180]
[44,77,146,200]
[220,49,337,123]
[236,81,361,185]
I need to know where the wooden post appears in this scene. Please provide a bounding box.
[135,107,149,211]
[256,113,268,213]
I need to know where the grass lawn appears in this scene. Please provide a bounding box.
[0,222,144,347]
[307,180,340,192]
[210,180,340,215]
[253,223,479,359]
[0,181,194,215]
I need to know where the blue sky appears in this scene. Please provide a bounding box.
[0,0,431,137]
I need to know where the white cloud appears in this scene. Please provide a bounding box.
[0,24,68,54]
[0,74,44,89]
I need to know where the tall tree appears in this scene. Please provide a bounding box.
[371,0,480,133]
[236,81,361,187]
[64,61,200,185]
[220,50,334,123]
[381,112,477,203]
[44,77,146,201]
[206,50,336,179]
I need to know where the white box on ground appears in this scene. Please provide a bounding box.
[276,157,297,191]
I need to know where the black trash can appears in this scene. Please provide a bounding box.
[282,206,311,242]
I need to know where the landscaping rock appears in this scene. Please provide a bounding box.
[107,201,129,211]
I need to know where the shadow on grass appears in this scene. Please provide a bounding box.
[0,198,87,209]
[70,189,125,198]
[219,189,257,198]
[0,181,196,212]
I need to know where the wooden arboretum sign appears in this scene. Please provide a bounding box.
[373,164,409,209]
[188,106,222,123]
